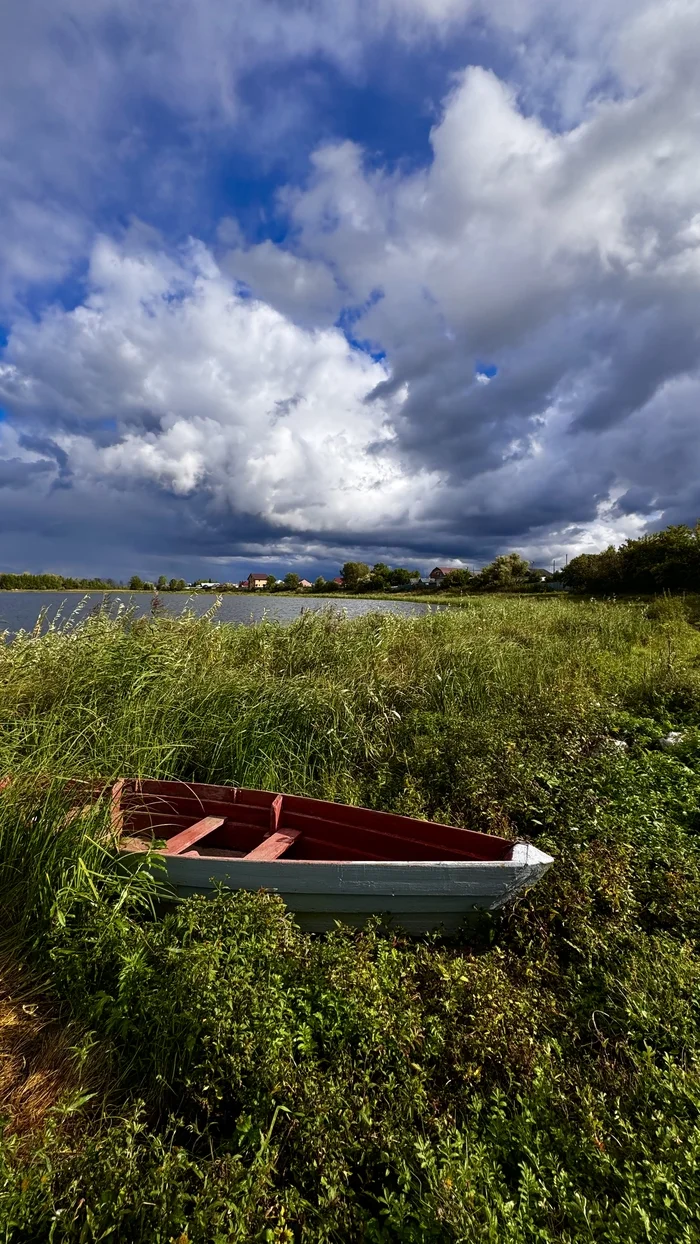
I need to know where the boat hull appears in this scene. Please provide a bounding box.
[157,843,552,934]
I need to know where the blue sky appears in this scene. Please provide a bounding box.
[0,0,699,580]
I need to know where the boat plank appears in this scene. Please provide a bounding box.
[162,816,226,856]
[282,795,511,858]
[270,794,283,832]
[137,779,239,802]
[159,855,544,897]
[281,811,491,861]
[110,779,124,836]
[122,813,266,852]
[244,828,300,861]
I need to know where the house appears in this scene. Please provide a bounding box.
[196,581,219,590]
[333,577,344,586]
[299,579,312,589]
[238,580,249,590]
[247,572,269,590]
[429,567,460,583]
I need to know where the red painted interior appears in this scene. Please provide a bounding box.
[115,779,515,863]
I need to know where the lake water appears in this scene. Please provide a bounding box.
[0,591,434,635]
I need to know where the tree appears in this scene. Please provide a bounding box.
[156,575,168,591]
[362,562,390,591]
[128,576,144,591]
[341,562,370,591]
[284,573,301,591]
[266,575,277,590]
[619,525,700,593]
[169,578,187,591]
[562,547,622,593]
[313,577,326,592]
[477,554,529,591]
[388,567,413,587]
[561,524,700,594]
[441,569,472,589]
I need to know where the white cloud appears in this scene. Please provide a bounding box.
[265,11,700,553]
[0,232,440,537]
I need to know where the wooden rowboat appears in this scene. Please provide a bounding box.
[2,776,553,933]
[112,778,553,933]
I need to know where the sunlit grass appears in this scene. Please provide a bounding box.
[1,596,700,1240]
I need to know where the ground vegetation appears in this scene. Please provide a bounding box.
[1,597,700,1239]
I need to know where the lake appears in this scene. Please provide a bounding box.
[0,592,434,635]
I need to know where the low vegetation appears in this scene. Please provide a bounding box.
[1,595,700,1240]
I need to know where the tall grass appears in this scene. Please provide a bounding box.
[1,597,700,1240]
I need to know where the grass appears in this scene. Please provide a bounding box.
[1,595,700,1240]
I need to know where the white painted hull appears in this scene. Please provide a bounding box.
[159,842,553,934]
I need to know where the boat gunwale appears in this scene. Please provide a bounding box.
[155,844,552,868]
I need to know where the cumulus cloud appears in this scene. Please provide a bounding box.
[0,231,441,549]
[1,0,699,574]
[268,6,700,555]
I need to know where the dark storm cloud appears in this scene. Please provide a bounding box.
[0,457,53,489]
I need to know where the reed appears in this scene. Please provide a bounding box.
[1,597,700,1241]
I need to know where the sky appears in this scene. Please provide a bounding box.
[1,0,699,582]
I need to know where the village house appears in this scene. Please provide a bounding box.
[247,572,269,590]
[429,567,461,583]
[299,579,312,589]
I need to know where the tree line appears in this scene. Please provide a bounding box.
[337,557,554,592]
[561,523,700,594]
[0,573,121,591]
[0,574,192,591]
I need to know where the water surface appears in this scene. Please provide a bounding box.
[0,592,432,635]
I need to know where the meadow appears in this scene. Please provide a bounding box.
[1,594,700,1241]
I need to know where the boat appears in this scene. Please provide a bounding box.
[3,777,554,934]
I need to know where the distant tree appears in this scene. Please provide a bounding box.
[341,562,370,591]
[313,577,326,592]
[562,547,622,593]
[561,524,700,594]
[266,575,277,590]
[388,567,413,587]
[284,573,301,591]
[156,575,168,591]
[128,576,145,591]
[359,562,389,591]
[143,582,155,591]
[434,569,471,590]
[619,524,700,592]
[476,554,529,591]
[169,578,187,591]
